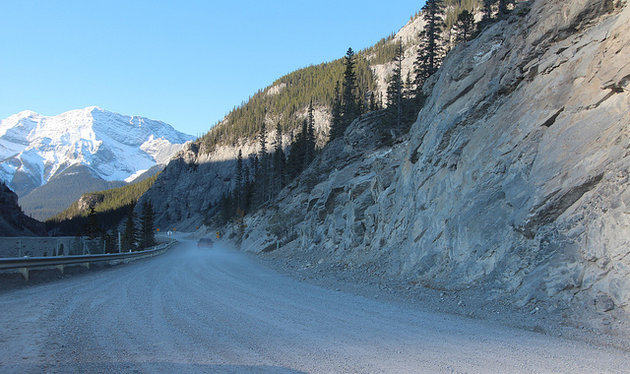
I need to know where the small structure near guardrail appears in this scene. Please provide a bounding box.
[0,236,107,258]
[0,241,175,281]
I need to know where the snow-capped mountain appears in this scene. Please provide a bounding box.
[0,106,194,218]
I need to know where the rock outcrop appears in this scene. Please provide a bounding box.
[236,0,630,324]
[139,107,331,230]
[0,182,46,237]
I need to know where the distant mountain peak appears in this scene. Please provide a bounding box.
[0,107,194,218]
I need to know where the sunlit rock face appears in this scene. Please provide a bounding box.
[239,0,630,321]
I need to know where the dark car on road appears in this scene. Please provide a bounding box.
[197,238,214,248]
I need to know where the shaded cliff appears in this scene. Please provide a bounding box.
[0,182,46,237]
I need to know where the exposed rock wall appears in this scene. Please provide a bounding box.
[238,0,630,319]
[140,106,331,230]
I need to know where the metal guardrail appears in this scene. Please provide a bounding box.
[0,241,176,280]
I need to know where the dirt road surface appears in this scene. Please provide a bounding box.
[0,238,628,373]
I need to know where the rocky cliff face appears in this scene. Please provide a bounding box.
[0,182,46,237]
[139,106,332,230]
[235,0,630,324]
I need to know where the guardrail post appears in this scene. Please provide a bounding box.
[56,264,64,275]
[19,267,29,281]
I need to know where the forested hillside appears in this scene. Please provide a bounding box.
[47,173,159,235]
[198,0,481,152]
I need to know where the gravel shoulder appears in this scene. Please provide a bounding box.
[251,241,630,353]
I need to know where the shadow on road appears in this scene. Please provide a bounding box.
[1,362,308,374]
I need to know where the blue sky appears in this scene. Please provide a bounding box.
[1,1,424,136]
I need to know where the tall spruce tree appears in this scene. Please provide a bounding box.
[329,81,343,140]
[235,149,244,210]
[453,10,476,43]
[414,0,446,102]
[220,192,233,224]
[243,164,254,213]
[85,205,99,239]
[256,119,270,204]
[286,123,306,180]
[340,48,359,132]
[121,206,137,252]
[369,93,377,112]
[299,119,309,167]
[103,230,117,254]
[139,201,155,249]
[403,71,417,129]
[305,101,316,167]
[480,0,494,29]
[386,43,404,133]
[272,122,286,192]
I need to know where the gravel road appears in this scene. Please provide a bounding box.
[0,238,628,373]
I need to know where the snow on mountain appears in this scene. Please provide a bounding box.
[0,106,194,195]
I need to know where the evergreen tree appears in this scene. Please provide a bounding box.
[103,230,117,254]
[386,43,404,133]
[305,100,316,167]
[403,71,417,129]
[139,201,155,249]
[329,81,343,140]
[252,154,259,182]
[340,48,359,132]
[299,119,309,170]
[220,192,233,224]
[235,149,244,210]
[85,205,99,239]
[453,10,476,43]
[121,206,137,252]
[479,0,494,29]
[414,0,446,101]
[256,120,270,204]
[259,118,268,160]
[369,92,377,112]
[272,122,286,192]
[286,125,305,180]
[243,165,254,213]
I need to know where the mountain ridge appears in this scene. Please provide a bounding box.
[0,106,193,219]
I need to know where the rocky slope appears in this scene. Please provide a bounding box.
[0,182,45,237]
[139,107,333,231]
[233,0,630,331]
